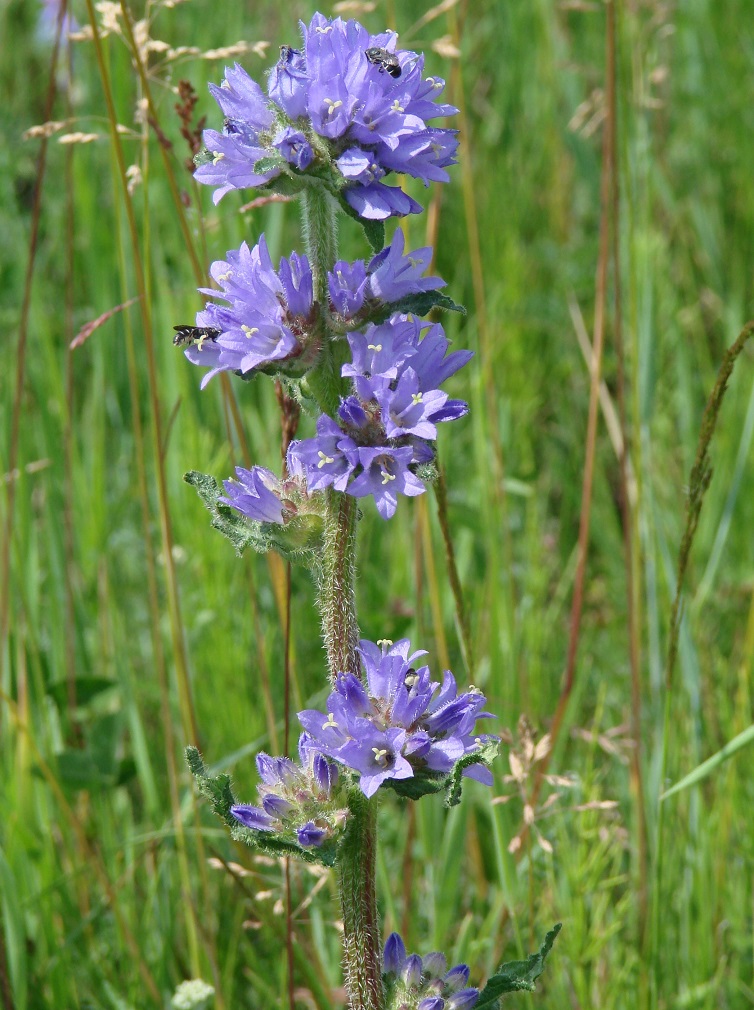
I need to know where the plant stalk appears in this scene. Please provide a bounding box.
[300,184,383,1010]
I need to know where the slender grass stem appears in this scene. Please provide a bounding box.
[0,0,65,696]
[650,319,754,1008]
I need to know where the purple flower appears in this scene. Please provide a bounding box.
[287,415,358,493]
[402,954,424,988]
[230,733,347,849]
[348,446,426,519]
[268,45,309,119]
[286,311,471,518]
[272,127,314,170]
[418,999,446,1010]
[329,260,368,317]
[382,933,479,1010]
[184,235,312,388]
[443,966,471,992]
[327,230,445,322]
[375,368,451,440]
[365,229,444,303]
[220,466,287,524]
[195,16,458,219]
[298,638,496,796]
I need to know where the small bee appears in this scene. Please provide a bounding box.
[364,46,402,79]
[172,325,221,349]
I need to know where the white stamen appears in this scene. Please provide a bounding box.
[324,98,343,116]
[212,151,225,164]
[367,343,382,352]
[324,712,338,729]
[411,393,423,405]
[380,469,396,485]
[391,99,404,114]
[241,325,259,338]
[317,450,334,469]
[372,747,389,766]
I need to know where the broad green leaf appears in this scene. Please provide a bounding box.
[475,924,562,1008]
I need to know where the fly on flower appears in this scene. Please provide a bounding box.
[173,325,221,349]
[364,46,402,78]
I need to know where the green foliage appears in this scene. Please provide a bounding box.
[368,290,467,325]
[475,924,561,1007]
[4,0,754,1006]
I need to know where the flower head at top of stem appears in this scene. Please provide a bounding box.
[194,14,458,220]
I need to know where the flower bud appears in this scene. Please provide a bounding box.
[446,989,479,1010]
[418,999,445,1010]
[421,952,447,979]
[401,954,423,989]
[383,933,406,976]
[443,965,470,992]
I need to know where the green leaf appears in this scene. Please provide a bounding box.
[475,924,562,1008]
[186,746,338,867]
[184,470,262,557]
[369,291,467,324]
[384,770,447,801]
[56,749,114,790]
[46,677,118,710]
[445,740,500,808]
[336,194,385,252]
[253,155,285,176]
[360,217,385,254]
[382,740,499,806]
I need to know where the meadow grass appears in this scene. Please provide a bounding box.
[2,0,754,1007]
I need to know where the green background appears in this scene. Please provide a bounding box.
[1,0,754,1007]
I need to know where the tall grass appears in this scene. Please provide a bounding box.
[2,0,754,1007]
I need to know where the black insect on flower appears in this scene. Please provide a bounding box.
[172,325,221,349]
[364,46,402,78]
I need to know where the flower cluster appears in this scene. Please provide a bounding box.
[194,13,458,219]
[290,316,472,518]
[298,639,496,797]
[383,933,479,1010]
[183,230,450,397]
[230,734,347,848]
[185,236,314,388]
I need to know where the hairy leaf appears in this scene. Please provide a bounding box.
[475,924,561,1008]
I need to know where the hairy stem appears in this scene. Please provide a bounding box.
[301,184,383,1010]
[339,794,384,1010]
[319,491,360,681]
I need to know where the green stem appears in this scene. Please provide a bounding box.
[300,184,384,1010]
[319,491,360,681]
[339,794,384,1010]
